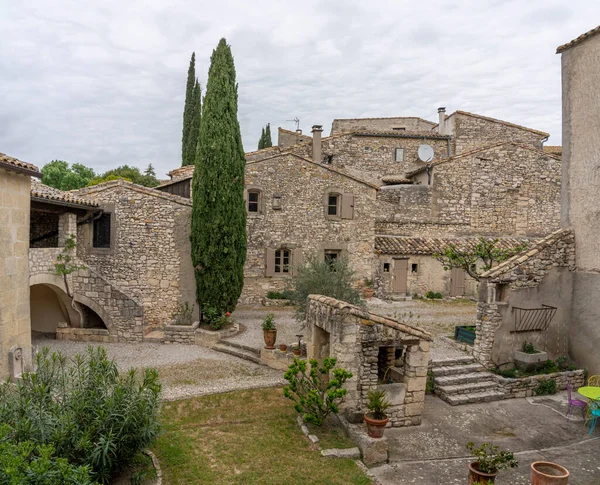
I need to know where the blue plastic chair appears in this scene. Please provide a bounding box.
[588,402,600,435]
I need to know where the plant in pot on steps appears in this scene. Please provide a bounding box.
[363,278,374,299]
[262,313,277,349]
[466,442,518,484]
[364,390,390,438]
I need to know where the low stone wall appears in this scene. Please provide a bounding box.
[495,369,585,399]
[55,327,117,343]
[163,321,199,344]
[195,323,239,347]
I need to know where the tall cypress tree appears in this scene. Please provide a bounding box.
[184,80,201,166]
[181,52,196,166]
[258,127,265,150]
[191,39,246,314]
[264,123,272,148]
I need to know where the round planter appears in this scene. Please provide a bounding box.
[530,462,569,485]
[363,288,374,299]
[263,329,277,349]
[468,462,498,485]
[364,414,389,439]
[293,348,301,356]
[279,344,288,352]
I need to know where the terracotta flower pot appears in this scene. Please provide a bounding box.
[279,344,287,352]
[263,329,277,349]
[364,414,389,438]
[468,462,498,485]
[293,348,301,356]
[363,288,374,299]
[530,462,569,485]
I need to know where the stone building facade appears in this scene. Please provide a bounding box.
[0,153,41,378]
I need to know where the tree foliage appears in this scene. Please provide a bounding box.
[181,52,196,166]
[87,165,159,188]
[257,123,273,150]
[434,238,528,281]
[183,80,201,167]
[191,38,247,314]
[41,160,96,190]
[285,255,363,323]
[0,347,161,484]
[283,358,352,426]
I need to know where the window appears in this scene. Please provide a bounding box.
[364,146,371,152]
[395,148,404,162]
[93,213,111,248]
[274,248,291,274]
[326,155,334,164]
[392,127,406,131]
[328,194,340,216]
[411,263,419,273]
[383,263,390,273]
[248,190,260,213]
[324,250,341,269]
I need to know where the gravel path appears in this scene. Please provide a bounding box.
[228,305,303,349]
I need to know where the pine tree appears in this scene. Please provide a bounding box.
[258,127,265,150]
[144,163,156,177]
[184,80,201,166]
[264,123,272,148]
[191,39,246,315]
[181,52,196,166]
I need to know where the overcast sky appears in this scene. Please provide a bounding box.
[1,1,597,178]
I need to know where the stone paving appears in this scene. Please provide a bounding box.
[372,392,599,484]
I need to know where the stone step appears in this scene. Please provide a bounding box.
[431,356,474,368]
[437,379,498,396]
[221,339,261,357]
[434,372,493,387]
[443,390,505,406]
[213,342,262,365]
[143,330,164,343]
[431,363,485,377]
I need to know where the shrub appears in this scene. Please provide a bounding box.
[173,302,194,325]
[424,291,443,299]
[466,442,518,474]
[540,359,559,374]
[534,379,557,396]
[262,313,276,331]
[0,347,161,484]
[492,367,517,379]
[426,370,436,394]
[203,307,231,330]
[522,341,536,354]
[0,425,95,484]
[283,358,353,426]
[266,291,287,300]
[366,390,390,420]
[285,255,363,323]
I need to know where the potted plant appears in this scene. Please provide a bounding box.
[293,345,301,356]
[530,461,569,485]
[364,390,390,438]
[262,313,277,349]
[279,343,288,352]
[363,279,374,299]
[466,442,518,484]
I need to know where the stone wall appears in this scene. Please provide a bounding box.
[163,321,199,344]
[30,211,58,248]
[495,369,585,399]
[73,181,197,327]
[375,221,470,237]
[278,128,311,149]
[305,295,431,427]
[0,168,33,377]
[376,185,433,222]
[330,117,436,135]
[474,229,576,367]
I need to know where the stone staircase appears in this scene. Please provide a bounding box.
[431,356,504,405]
[213,340,262,365]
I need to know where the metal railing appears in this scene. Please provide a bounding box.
[511,304,557,333]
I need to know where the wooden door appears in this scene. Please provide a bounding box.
[450,268,466,297]
[392,259,408,294]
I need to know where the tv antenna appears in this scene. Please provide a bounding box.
[286,117,300,131]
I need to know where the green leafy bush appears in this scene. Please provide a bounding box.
[426,370,436,394]
[262,313,276,331]
[266,291,288,300]
[283,358,352,426]
[202,307,231,330]
[522,341,537,354]
[466,442,518,474]
[0,425,95,484]
[366,390,390,420]
[424,291,443,299]
[285,255,363,323]
[0,347,161,484]
[534,379,557,396]
[492,367,517,379]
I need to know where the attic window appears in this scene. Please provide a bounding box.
[392,127,406,131]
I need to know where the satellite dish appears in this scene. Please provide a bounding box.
[418,144,435,162]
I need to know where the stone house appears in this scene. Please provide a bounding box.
[0,153,41,378]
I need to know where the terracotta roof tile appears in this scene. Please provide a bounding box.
[381,175,413,185]
[0,152,41,176]
[375,235,534,255]
[557,25,600,53]
[31,179,98,207]
[167,165,195,178]
[354,130,449,139]
[333,116,437,126]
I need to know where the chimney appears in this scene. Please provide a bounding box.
[438,107,446,135]
[296,129,302,135]
[311,125,323,162]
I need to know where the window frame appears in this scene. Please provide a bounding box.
[92,213,112,249]
[394,147,404,162]
[246,189,263,214]
[327,193,341,218]
[274,248,292,274]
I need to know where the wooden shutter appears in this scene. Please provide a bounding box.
[260,191,266,214]
[243,189,248,211]
[292,248,303,275]
[341,194,354,220]
[265,248,275,277]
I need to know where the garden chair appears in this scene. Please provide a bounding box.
[588,401,600,435]
[588,375,600,387]
[567,381,587,418]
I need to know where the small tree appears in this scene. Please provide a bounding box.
[283,358,352,426]
[54,234,86,313]
[258,127,265,150]
[434,237,528,281]
[285,255,363,323]
[264,123,272,147]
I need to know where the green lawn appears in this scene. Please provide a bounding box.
[153,388,371,485]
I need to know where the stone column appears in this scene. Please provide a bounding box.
[402,339,430,426]
[58,212,78,247]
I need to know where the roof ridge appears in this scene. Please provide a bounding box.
[454,110,549,137]
[0,152,41,176]
[333,116,436,125]
[557,25,600,53]
[31,179,98,207]
[278,127,312,137]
